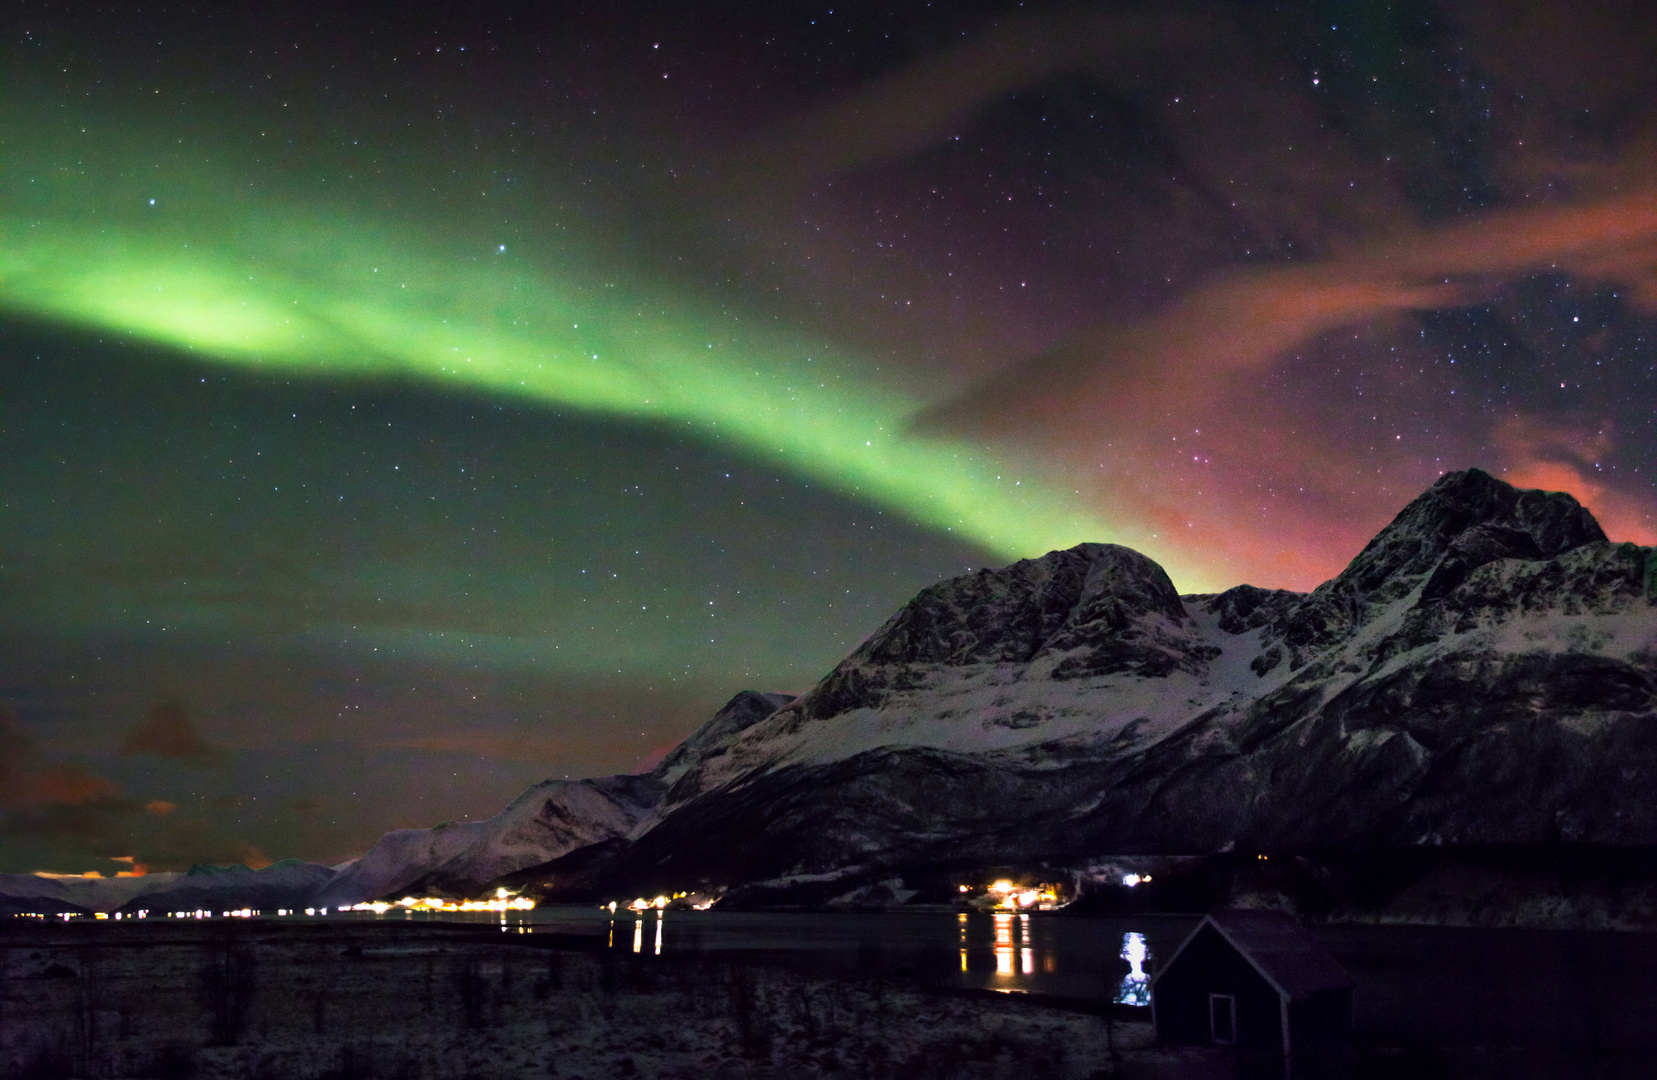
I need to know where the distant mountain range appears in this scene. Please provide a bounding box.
[9,469,1657,922]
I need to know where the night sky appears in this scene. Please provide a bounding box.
[5,1,1657,873]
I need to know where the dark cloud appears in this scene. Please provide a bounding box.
[838,2,1657,581]
[0,706,120,810]
[0,705,257,873]
[727,5,1214,193]
[914,185,1657,441]
[121,699,217,763]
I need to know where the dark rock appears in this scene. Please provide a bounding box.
[1191,584,1305,635]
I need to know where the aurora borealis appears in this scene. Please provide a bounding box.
[6,0,1657,872]
[0,108,1108,566]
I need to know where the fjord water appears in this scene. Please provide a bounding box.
[384,905,1191,999]
[575,909,1190,1004]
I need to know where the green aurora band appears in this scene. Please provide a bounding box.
[0,110,1210,587]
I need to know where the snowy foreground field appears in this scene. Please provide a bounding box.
[0,919,1227,1080]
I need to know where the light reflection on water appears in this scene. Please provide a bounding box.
[339,905,1176,1003]
[986,913,1042,982]
[1115,931,1151,1006]
[994,912,1014,975]
[602,909,1166,1001]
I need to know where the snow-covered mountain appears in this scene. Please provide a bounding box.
[6,469,1653,915]
[528,468,1657,901]
[310,690,795,906]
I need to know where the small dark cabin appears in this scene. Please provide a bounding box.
[1152,909,1352,1079]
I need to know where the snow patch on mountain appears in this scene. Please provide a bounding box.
[316,773,661,907]
[315,690,800,906]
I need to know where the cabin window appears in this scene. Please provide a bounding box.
[1209,993,1237,1045]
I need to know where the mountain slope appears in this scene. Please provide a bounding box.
[313,690,795,906]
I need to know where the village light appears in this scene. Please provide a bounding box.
[342,894,533,914]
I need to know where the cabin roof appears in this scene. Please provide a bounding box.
[1155,909,1352,1000]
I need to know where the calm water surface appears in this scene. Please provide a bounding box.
[542,907,1189,1003]
[338,904,1183,1000]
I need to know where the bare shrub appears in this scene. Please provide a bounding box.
[725,965,771,1060]
[72,947,105,1057]
[532,953,562,1000]
[452,958,486,1029]
[198,926,257,1046]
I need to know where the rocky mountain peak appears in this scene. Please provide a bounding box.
[780,544,1218,723]
[854,542,1189,667]
[1334,468,1605,602]
[1251,469,1611,673]
[654,690,795,784]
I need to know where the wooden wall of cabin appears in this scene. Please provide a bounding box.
[1153,924,1284,1057]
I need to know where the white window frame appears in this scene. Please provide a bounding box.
[1208,992,1238,1045]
